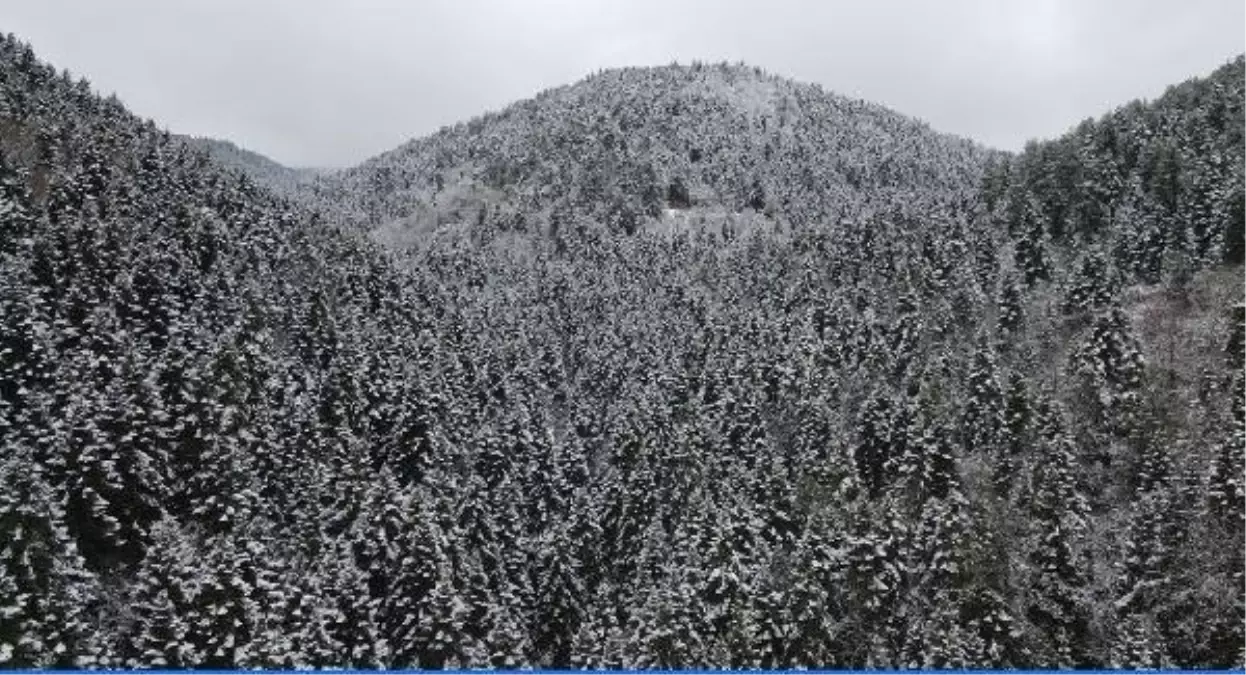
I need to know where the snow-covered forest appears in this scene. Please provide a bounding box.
[0,32,1242,669]
[179,136,325,197]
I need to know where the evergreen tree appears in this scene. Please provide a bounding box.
[1071,306,1146,438]
[1223,169,1245,264]
[1208,379,1246,528]
[122,518,200,667]
[382,490,452,668]
[1012,196,1052,286]
[1024,400,1093,667]
[962,343,1004,457]
[996,271,1026,340]
[854,395,897,499]
[996,371,1032,494]
[313,540,388,668]
[1061,247,1118,318]
[187,535,258,668]
[531,529,585,668]
[0,31,1239,673]
[0,451,101,667]
[1227,303,1245,377]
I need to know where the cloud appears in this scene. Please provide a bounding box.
[4,0,1240,166]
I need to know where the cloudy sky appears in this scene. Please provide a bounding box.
[4,0,1241,167]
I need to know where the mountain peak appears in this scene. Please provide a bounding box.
[312,60,992,245]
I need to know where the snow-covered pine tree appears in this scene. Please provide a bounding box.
[0,450,102,667]
[1024,398,1094,667]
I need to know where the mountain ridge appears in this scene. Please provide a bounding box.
[178,135,327,193]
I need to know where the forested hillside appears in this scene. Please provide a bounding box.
[179,135,324,197]
[0,34,446,667]
[983,57,1244,275]
[306,62,995,246]
[0,33,1241,670]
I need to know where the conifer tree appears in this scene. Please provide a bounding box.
[962,343,1004,457]
[1071,306,1146,438]
[1024,399,1093,667]
[0,451,101,667]
[1208,383,1245,528]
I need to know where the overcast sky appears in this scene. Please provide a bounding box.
[3,0,1241,167]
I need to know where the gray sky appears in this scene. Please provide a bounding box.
[3,0,1241,167]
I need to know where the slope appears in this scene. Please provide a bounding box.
[982,55,1245,276]
[0,33,1242,670]
[0,33,444,667]
[179,135,325,196]
[307,62,997,246]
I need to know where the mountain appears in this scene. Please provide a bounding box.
[307,62,996,247]
[0,34,442,667]
[0,31,1242,670]
[178,135,326,195]
[984,56,1245,274]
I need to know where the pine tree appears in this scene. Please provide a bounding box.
[996,271,1026,341]
[410,561,469,669]
[1222,166,1245,264]
[312,539,388,668]
[1227,303,1245,379]
[776,516,845,667]
[995,371,1032,494]
[844,502,905,666]
[1134,434,1174,495]
[89,350,169,567]
[1024,399,1093,667]
[122,518,199,668]
[1208,386,1245,527]
[455,552,529,667]
[1061,247,1118,318]
[629,555,710,668]
[1071,306,1146,438]
[379,488,449,667]
[1110,613,1172,669]
[571,582,625,669]
[0,450,101,667]
[531,528,585,668]
[1012,196,1052,286]
[855,395,897,499]
[242,530,302,669]
[171,339,262,535]
[1114,490,1175,623]
[698,503,762,668]
[962,343,1004,457]
[186,534,258,668]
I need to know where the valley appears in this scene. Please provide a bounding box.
[0,34,1242,669]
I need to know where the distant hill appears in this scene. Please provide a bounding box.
[307,62,997,246]
[178,135,326,196]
